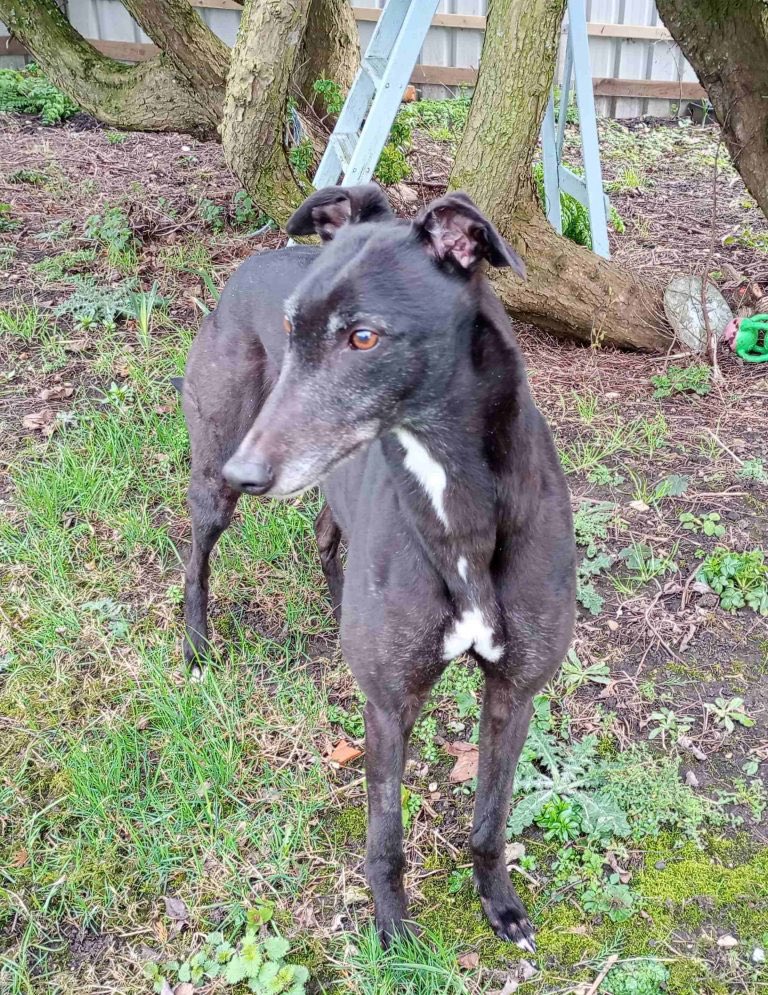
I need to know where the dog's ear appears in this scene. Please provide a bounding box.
[413,191,526,278]
[286,184,392,242]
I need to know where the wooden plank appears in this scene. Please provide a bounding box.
[0,35,704,101]
[592,77,705,99]
[188,0,242,8]
[354,7,486,30]
[588,22,670,41]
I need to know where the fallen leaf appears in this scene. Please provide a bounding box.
[11,848,28,867]
[163,896,189,921]
[39,386,73,401]
[153,918,168,944]
[159,981,174,995]
[519,960,538,981]
[22,409,57,435]
[175,984,194,995]
[329,740,363,765]
[458,951,479,970]
[445,741,479,782]
[684,770,700,787]
[629,500,650,512]
[65,338,88,353]
[606,619,619,632]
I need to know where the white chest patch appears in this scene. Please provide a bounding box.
[395,429,448,528]
[443,607,503,663]
[457,556,468,582]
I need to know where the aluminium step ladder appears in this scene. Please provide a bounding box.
[303,0,611,258]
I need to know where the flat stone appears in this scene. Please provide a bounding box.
[664,276,733,355]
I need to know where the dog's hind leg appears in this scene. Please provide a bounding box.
[183,477,239,674]
[314,502,343,624]
[471,674,537,952]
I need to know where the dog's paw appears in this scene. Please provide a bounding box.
[479,892,536,953]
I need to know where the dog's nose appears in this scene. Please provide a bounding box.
[223,456,274,495]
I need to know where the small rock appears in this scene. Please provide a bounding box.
[458,951,480,970]
[519,960,537,982]
[684,770,700,787]
[717,934,739,949]
[392,182,419,206]
[752,948,765,963]
[629,500,650,512]
[343,886,369,907]
[607,620,619,632]
[655,860,667,870]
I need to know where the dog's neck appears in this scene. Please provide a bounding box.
[379,319,537,656]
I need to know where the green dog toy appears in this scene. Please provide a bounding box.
[723,314,768,363]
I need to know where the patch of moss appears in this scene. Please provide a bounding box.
[635,835,768,941]
[666,957,730,995]
[328,806,367,845]
[535,898,602,966]
[418,871,512,965]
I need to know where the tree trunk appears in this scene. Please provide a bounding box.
[656,0,768,220]
[0,0,214,135]
[450,0,670,351]
[221,0,357,226]
[120,0,230,123]
[295,0,359,112]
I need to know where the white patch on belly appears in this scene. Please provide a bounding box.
[395,429,448,528]
[457,556,468,582]
[443,607,503,662]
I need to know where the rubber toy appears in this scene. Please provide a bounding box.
[722,314,768,363]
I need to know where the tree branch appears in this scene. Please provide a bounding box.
[120,0,230,121]
[0,0,215,134]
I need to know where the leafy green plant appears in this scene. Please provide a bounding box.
[288,138,315,178]
[606,165,650,194]
[232,190,268,230]
[144,907,308,994]
[602,959,670,995]
[698,548,768,614]
[574,501,615,556]
[0,202,18,233]
[328,702,365,739]
[312,76,344,116]
[84,206,134,255]
[704,696,754,734]
[738,458,767,483]
[581,874,638,923]
[533,162,624,248]
[30,248,97,282]
[650,363,711,399]
[8,168,47,184]
[0,64,78,124]
[647,707,693,747]
[105,130,128,144]
[615,543,677,588]
[197,197,226,233]
[127,281,164,350]
[54,276,137,328]
[560,649,611,692]
[374,142,411,185]
[577,550,613,616]
[509,727,630,843]
[679,511,725,538]
[535,796,583,842]
[415,714,439,764]
[587,464,625,486]
[723,225,768,253]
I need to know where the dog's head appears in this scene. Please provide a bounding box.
[223,186,525,497]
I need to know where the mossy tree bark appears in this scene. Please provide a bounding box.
[120,0,230,122]
[450,0,670,350]
[656,0,768,220]
[0,0,214,134]
[221,0,356,227]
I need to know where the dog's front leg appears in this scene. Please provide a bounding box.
[363,697,421,944]
[471,674,537,952]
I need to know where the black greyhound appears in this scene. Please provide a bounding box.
[178,185,576,950]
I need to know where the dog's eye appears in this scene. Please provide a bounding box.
[283,316,292,335]
[349,328,379,351]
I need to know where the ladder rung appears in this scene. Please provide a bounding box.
[362,55,388,88]
[330,131,358,169]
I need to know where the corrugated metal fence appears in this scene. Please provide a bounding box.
[1,0,705,119]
